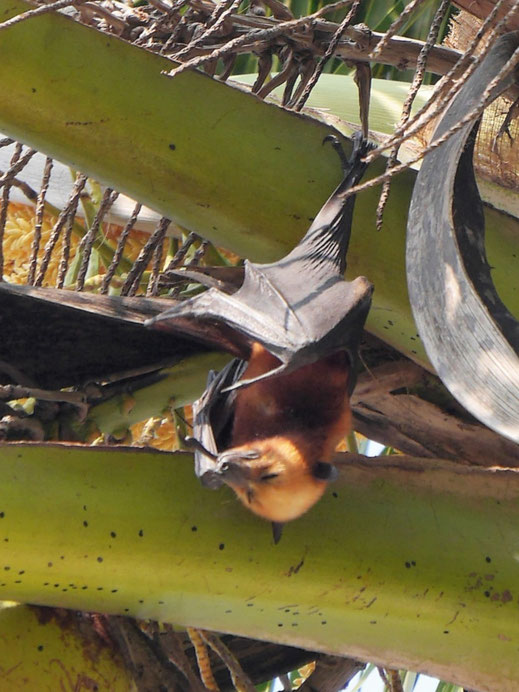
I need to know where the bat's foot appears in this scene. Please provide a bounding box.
[323,134,349,172]
[323,131,366,174]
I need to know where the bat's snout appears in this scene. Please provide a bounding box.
[216,448,260,487]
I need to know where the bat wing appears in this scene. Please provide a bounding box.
[163,266,244,293]
[147,134,373,388]
[191,358,247,486]
[191,357,287,544]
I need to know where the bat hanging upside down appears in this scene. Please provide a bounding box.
[221,344,351,524]
[147,133,374,540]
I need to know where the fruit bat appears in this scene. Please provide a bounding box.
[0,133,372,539]
[146,133,374,539]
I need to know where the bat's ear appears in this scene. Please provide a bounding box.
[272,522,284,544]
[312,462,339,482]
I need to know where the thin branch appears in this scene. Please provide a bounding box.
[187,627,220,691]
[0,383,87,407]
[160,625,208,692]
[76,188,119,291]
[200,629,257,692]
[147,231,166,296]
[375,0,450,230]
[120,216,170,296]
[0,143,22,279]
[100,202,142,295]
[0,0,88,32]
[336,40,519,205]
[173,0,241,60]
[80,2,127,32]
[364,0,519,164]
[35,173,88,287]
[294,0,362,111]
[164,0,353,78]
[369,0,430,59]
[0,146,37,188]
[163,231,200,272]
[28,156,53,286]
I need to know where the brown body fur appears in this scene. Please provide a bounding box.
[222,344,351,522]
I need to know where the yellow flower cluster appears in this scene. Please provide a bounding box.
[2,202,72,285]
[2,201,156,287]
[130,416,179,451]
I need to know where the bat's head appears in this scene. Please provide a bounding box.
[215,436,337,523]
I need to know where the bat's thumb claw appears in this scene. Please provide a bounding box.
[181,435,218,461]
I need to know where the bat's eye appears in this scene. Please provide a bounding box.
[217,448,261,474]
[260,472,279,482]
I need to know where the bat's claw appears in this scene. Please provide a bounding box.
[323,134,349,172]
[323,130,367,174]
[181,434,218,461]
